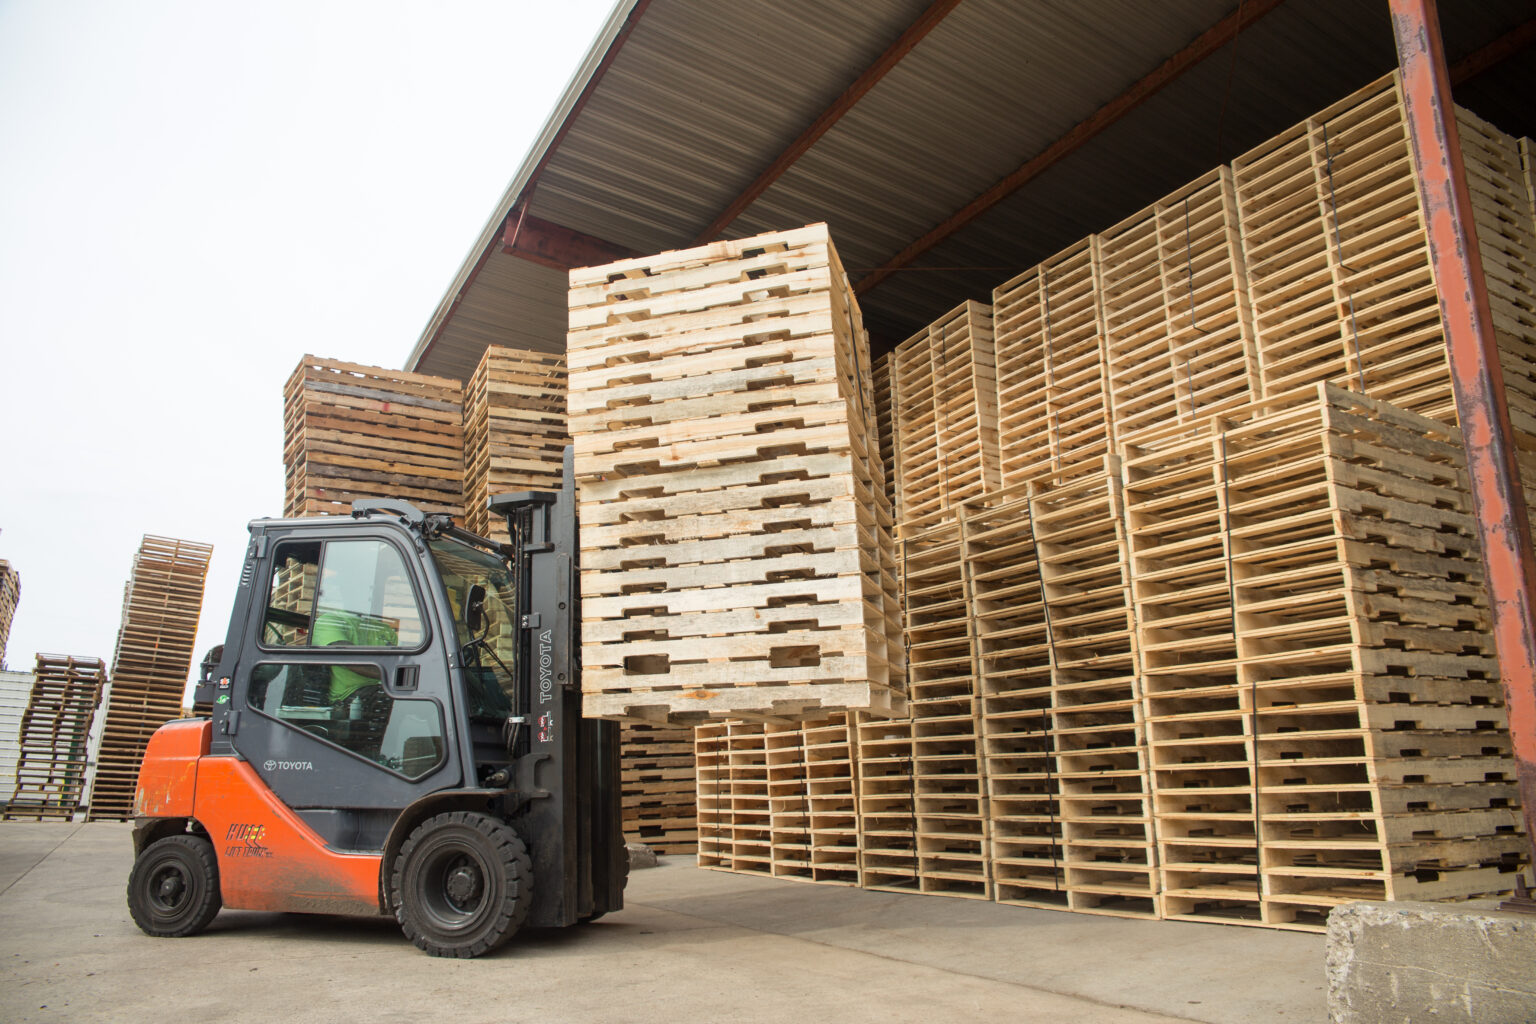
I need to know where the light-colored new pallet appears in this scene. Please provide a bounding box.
[855,712,920,892]
[568,225,901,725]
[873,351,897,513]
[3,655,105,821]
[463,345,567,541]
[1099,167,1261,450]
[900,514,989,899]
[1027,460,1159,918]
[1124,383,1524,928]
[803,714,861,885]
[283,356,464,519]
[1457,108,1536,443]
[958,487,1065,909]
[993,238,1111,486]
[695,714,861,883]
[888,301,1001,523]
[86,536,211,821]
[1231,74,1535,442]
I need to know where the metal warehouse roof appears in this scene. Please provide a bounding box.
[406,0,1535,381]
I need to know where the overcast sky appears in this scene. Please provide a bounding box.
[0,1,614,681]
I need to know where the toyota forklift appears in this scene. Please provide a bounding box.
[125,457,626,957]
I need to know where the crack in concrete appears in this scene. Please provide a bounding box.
[0,824,83,898]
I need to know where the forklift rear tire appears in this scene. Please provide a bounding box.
[127,834,222,937]
[392,811,532,958]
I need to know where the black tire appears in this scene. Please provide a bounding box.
[392,811,531,958]
[126,834,222,937]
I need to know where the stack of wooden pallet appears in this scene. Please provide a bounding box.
[283,356,464,519]
[1457,106,1536,443]
[963,488,1061,907]
[1097,168,1260,451]
[994,239,1109,483]
[887,302,1001,521]
[696,714,860,883]
[1125,383,1522,928]
[687,77,1533,932]
[873,351,896,510]
[900,512,989,898]
[1230,75,1535,437]
[567,224,902,724]
[0,560,18,668]
[4,655,105,820]
[463,345,568,541]
[86,535,212,821]
[620,722,698,854]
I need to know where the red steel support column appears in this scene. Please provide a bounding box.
[1390,0,1536,881]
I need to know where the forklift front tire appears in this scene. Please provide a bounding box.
[392,811,532,958]
[127,834,222,937]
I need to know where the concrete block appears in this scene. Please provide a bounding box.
[1327,900,1536,1023]
[626,841,658,869]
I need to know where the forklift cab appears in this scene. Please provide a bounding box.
[129,458,624,958]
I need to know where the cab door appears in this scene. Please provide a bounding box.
[227,527,460,851]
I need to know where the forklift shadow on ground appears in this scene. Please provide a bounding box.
[125,455,627,959]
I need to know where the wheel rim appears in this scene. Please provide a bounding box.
[146,861,193,920]
[416,844,493,932]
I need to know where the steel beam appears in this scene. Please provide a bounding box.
[1448,15,1536,86]
[1390,0,1536,874]
[691,0,964,246]
[853,0,1284,297]
[502,210,637,271]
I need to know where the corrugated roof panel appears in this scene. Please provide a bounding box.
[411,0,1534,374]
[426,254,568,381]
[529,0,934,251]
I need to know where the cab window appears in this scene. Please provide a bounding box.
[261,538,425,649]
[248,663,444,779]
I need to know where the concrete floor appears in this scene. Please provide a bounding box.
[0,822,1326,1023]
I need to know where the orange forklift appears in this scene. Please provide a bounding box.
[126,459,626,957]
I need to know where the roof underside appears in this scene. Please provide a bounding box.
[409,0,1536,381]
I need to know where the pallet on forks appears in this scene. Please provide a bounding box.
[567,223,902,726]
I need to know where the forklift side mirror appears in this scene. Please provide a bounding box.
[466,584,486,635]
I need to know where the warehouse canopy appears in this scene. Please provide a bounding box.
[406,0,1535,382]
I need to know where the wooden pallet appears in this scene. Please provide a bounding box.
[462,345,568,541]
[855,712,919,891]
[1457,108,1536,443]
[283,356,464,519]
[696,714,861,882]
[960,487,1064,909]
[85,536,211,821]
[1232,73,1535,439]
[1124,383,1526,929]
[3,655,105,820]
[0,560,17,669]
[804,714,861,884]
[993,238,1111,486]
[620,722,698,854]
[1100,167,1261,450]
[900,513,989,899]
[568,224,902,724]
[695,722,732,868]
[1027,460,1159,918]
[1120,421,1258,924]
[873,350,897,513]
[888,301,1001,522]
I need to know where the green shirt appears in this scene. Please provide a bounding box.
[311,609,397,700]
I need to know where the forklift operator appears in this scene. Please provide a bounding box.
[310,544,403,704]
